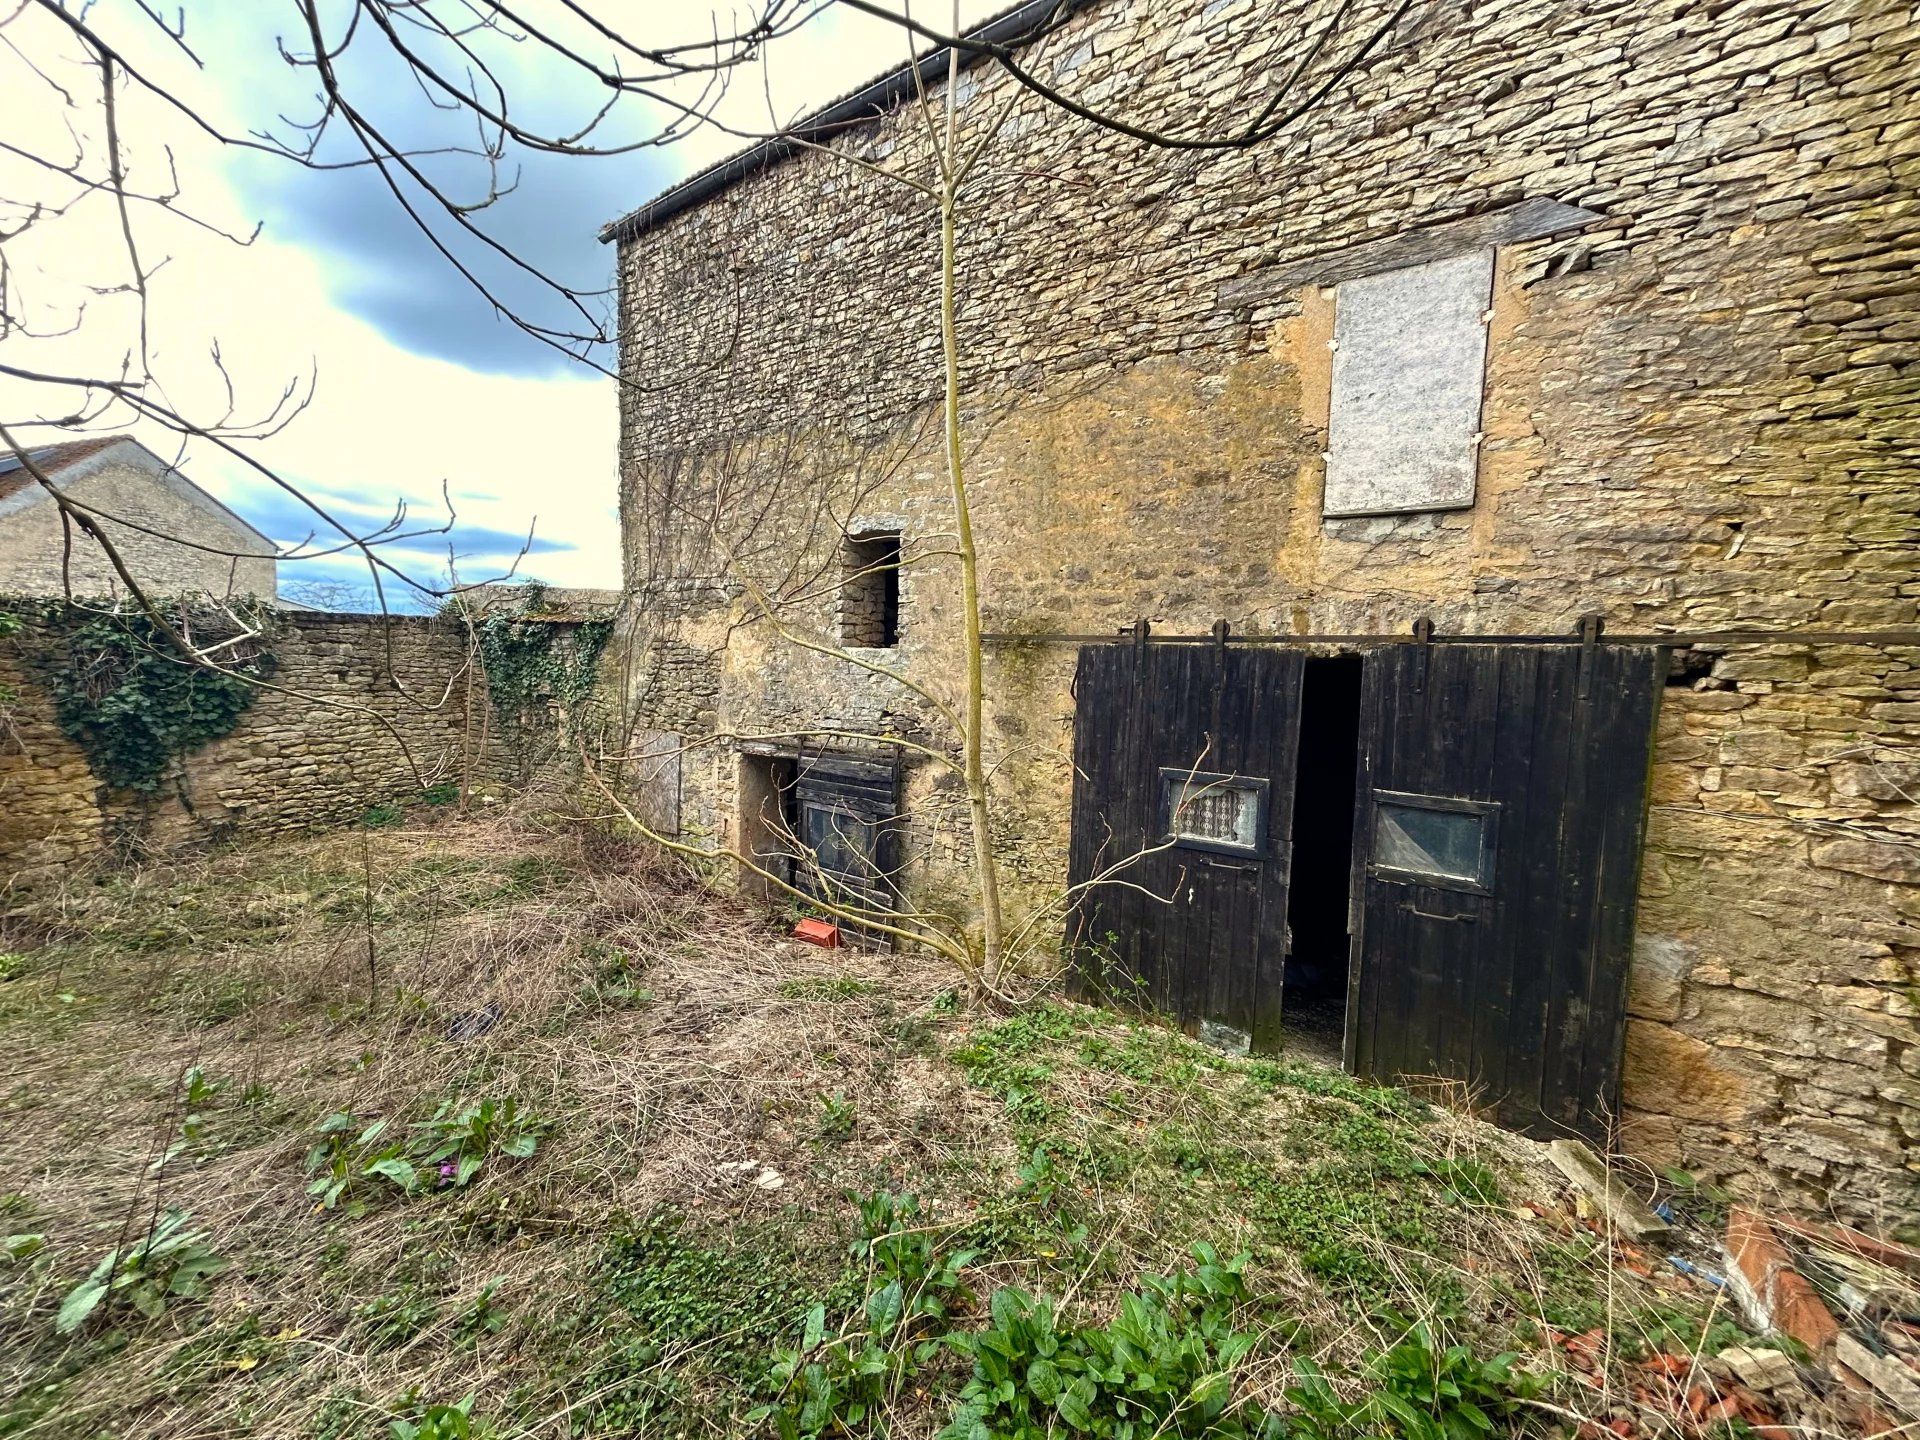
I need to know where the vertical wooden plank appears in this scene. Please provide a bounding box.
[1253,651,1304,1053]
[1432,648,1500,1089]
[1540,644,1607,1133]
[1177,645,1211,1031]
[1352,647,1405,1081]
[1413,650,1478,1077]
[1498,645,1578,1132]
[1142,645,1182,1024]
[1071,646,1136,1006]
[1468,645,1541,1116]
[1574,646,1664,1136]
[1213,652,1259,1036]
[1120,644,1154,1015]
[1221,647,1295,1040]
[1342,652,1380,1075]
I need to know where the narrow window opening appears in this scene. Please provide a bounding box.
[1282,655,1364,1066]
[840,531,901,648]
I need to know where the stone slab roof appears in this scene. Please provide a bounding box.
[0,436,125,503]
[598,0,1102,245]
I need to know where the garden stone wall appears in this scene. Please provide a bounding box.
[0,608,506,886]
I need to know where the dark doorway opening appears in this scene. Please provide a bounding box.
[1282,655,1364,1063]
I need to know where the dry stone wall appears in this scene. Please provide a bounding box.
[1,609,500,884]
[613,0,1920,1217]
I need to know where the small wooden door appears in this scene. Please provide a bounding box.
[1066,644,1305,1049]
[1346,643,1664,1139]
[791,751,901,946]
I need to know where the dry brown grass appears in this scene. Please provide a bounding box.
[0,812,1871,1439]
[0,812,1000,1435]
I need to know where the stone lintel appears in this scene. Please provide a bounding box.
[1215,197,1607,308]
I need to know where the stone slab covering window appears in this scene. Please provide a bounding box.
[1324,248,1494,517]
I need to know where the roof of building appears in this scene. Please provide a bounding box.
[0,436,125,503]
[598,0,1102,245]
[0,435,278,549]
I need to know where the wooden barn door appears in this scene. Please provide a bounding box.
[1066,643,1305,1050]
[1346,643,1665,1139]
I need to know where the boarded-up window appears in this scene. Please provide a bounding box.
[631,730,683,834]
[1324,249,1494,517]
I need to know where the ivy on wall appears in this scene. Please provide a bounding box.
[476,611,612,741]
[24,604,278,794]
[0,610,21,724]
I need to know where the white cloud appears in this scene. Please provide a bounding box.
[0,2,1004,604]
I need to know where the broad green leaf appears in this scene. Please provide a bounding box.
[1056,1384,1093,1429]
[129,1285,166,1319]
[866,1280,904,1335]
[1455,1399,1493,1432]
[366,1157,418,1189]
[56,1278,108,1335]
[1026,1358,1061,1404]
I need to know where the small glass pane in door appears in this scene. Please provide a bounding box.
[1370,792,1497,891]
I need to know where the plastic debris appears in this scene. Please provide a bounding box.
[1668,1254,1727,1288]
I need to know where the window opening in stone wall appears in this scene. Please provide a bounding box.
[840,531,901,648]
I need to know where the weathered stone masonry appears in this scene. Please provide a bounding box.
[612,0,1920,1217]
[1,610,500,884]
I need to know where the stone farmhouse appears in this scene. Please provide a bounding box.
[604,0,1920,1218]
[0,436,279,601]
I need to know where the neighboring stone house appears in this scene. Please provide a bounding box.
[605,0,1920,1218]
[0,437,279,600]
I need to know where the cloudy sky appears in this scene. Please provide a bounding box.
[0,1,997,608]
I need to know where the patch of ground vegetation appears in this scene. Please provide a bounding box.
[0,814,1854,1438]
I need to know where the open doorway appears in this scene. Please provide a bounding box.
[1281,655,1364,1063]
[736,746,903,948]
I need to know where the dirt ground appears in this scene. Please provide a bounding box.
[0,811,1880,1438]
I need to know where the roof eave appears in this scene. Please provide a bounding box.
[597,0,1103,245]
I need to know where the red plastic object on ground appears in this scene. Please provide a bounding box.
[793,918,841,948]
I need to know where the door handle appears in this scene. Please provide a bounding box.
[1402,901,1476,924]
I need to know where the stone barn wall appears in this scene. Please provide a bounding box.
[610,0,1920,1218]
[0,608,505,885]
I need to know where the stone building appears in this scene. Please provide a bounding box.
[604,0,1920,1218]
[0,437,279,600]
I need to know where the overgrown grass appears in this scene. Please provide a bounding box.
[0,815,1785,1438]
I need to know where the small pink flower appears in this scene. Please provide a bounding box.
[437,1162,457,1188]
